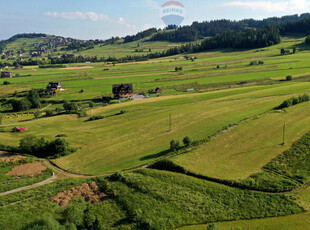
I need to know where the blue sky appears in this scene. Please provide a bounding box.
[1,0,310,40]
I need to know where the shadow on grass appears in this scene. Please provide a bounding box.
[139,149,172,161]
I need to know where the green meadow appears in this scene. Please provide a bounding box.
[0,35,310,229]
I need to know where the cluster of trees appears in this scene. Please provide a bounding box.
[277,93,309,109]
[149,13,310,42]
[61,40,96,51]
[19,135,76,158]
[170,136,192,151]
[10,89,43,112]
[123,28,158,43]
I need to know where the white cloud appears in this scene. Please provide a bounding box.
[45,11,137,30]
[223,0,310,12]
[45,11,111,22]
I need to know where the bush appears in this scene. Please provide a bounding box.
[88,115,104,121]
[286,75,293,81]
[170,139,181,151]
[77,109,87,118]
[175,67,183,72]
[22,213,64,230]
[11,98,32,112]
[63,101,79,113]
[183,136,192,146]
[45,110,53,116]
[277,93,309,109]
[34,111,42,119]
[89,102,94,108]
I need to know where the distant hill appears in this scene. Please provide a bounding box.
[1,12,310,67]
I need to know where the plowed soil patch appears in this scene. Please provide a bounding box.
[0,156,26,163]
[50,181,107,206]
[6,162,46,177]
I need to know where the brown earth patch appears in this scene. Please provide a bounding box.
[49,181,107,206]
[6,162,46,177]
[0,156,26,163]
[61,66,94,70]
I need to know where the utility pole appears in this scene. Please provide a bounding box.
[282,122,286,145]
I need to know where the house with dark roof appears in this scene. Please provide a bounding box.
[1,72,12,78]
[47,82,66,93]
[113,84,134,99]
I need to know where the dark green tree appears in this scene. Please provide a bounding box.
[27,89,41,108]
[183,136,192,147]
[170,140,181,151]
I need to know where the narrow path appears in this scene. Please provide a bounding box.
[41,159,100,178]
[0,173,58,197]
[39,104,52,111]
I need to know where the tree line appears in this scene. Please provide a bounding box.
[123,28,158,43]
[149,13,310,42]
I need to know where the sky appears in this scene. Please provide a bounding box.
[0,0,310,40]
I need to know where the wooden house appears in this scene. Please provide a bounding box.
[47,82,66,93]
[113,84,134,99]
[1,72,12,78]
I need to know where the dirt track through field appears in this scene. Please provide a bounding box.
[0,173,57,197]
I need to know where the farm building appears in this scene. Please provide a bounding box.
[113,84,134,99]
[47,82,66,93]
[1,72,12,78]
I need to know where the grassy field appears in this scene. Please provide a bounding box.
[179,184,310,230]
[0,83,308,175]
[0,169,304,230]
[2,35,310,102]
[173,101,310,180]
[0,35,310,229]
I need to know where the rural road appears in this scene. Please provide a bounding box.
[0,172,58,197]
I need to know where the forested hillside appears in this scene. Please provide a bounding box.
[150,13,310,42]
